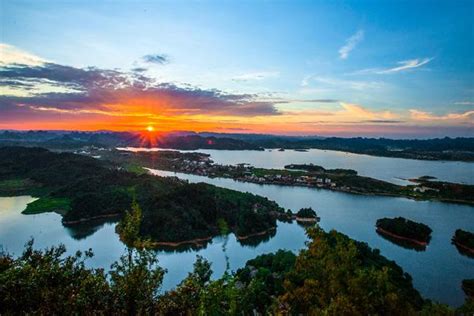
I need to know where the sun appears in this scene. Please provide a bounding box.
[146,125,154,132]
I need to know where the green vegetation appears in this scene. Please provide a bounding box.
[296,207,318,219]
[95,149,474,205]
[22,197,71,215]
[285,163,358,175]
[0,240,165,315]
[232,250,296,313]
[251,167,304,178]
[0,178,46,196]
[2,131,473,161]
[376,217,432,245]
[0,178,32,192]
[136,183,283,243]
[115,200,153,248]
[0,146,285,245]
[452,229,474,257]
[2,228,471,314]
[124,163,147,175]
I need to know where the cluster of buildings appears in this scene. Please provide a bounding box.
[237,172,338,189]
[413,186,440,193]
[172,158,345,191]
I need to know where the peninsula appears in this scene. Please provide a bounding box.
[0,147,289,247]
[96,149,474,205]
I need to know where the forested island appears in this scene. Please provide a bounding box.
[295,207,320,223]
[376,217,432,249]
[0,147,289,247]
[97,149,474,205]
[2,227,472,314]
[452,229,474,257]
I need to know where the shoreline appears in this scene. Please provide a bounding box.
[130,227,278,248]
[376,227,429,247]
[453,241,474,255]
[145,236,213,247]
[235,227,276,240]
[62,213,122,225]
[294,216,319,223]
[150,169,474,206]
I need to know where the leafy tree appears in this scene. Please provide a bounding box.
[296,207,318,219]
[0,240,110,315]
[109,248,165,315]
[116,199,144,247]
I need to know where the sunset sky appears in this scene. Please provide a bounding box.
[1,0,473,137]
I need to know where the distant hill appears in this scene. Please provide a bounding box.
[0,130,473,161]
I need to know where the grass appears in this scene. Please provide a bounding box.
[23,197,72,215]
[125,164,148,175]
[251,168,305,178]
[0,178,34,191]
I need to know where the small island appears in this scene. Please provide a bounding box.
[376,217,432,249]
[452,229,474,257]
[294,207,320,223]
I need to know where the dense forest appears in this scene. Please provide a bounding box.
[2,227,472,315]
[376,217,433,244]
[0,146,286,244]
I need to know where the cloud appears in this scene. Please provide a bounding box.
[303,75,382,91]
[131,67,148,73]
[409,109,474,123]
[142,54,169,64]
[0,44,47,66]
[352,58,433,75]
[454,101,474,106]
[363,120,405,124]
[340,102,398,120]
[0,55,281,120]
[232,71,280,81]
[280,103,399,124]
[338,30,364,59]
[301,75,311,87]
[378,58,433,74]
[266,98,339,104]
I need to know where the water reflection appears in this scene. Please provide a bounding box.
[64,220,117,240]
[147,169,474,307]
[237,228,277,247]
[376,230,428,252]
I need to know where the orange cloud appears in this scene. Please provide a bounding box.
[409,109,474,124]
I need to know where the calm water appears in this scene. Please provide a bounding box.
[149,169,474,307]
[1,162,473,306]
[119,147,474,185]
[0,196,307,295]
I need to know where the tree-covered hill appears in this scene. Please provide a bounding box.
[0,146,285,244]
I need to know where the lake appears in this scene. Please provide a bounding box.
[119,147,474,185]
[0,195,308,296]
[1,151,473,307]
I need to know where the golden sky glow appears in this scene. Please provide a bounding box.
[1,44,473,137]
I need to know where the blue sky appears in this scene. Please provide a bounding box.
[1,0,473,136]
